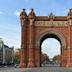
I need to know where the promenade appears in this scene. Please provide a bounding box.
[0,67,72,72]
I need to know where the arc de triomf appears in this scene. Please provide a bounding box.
[19,8,72,68]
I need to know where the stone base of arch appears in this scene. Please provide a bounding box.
[27,62,35,67]
[19,63,27,68]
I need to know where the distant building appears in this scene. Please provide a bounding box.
[0,38,14,65]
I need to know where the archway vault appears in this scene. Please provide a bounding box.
[35,30,66,67]
[36,30,66,50]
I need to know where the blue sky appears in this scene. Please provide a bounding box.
[0,0,72,57]
[41,38,60,58]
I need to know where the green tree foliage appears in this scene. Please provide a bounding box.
[52,55,60,63]
[41,53,50,63]
[14,48,20,64]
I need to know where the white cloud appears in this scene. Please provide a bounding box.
[26,10,30,14]
[14,11,20,17]
[0,11,3,15]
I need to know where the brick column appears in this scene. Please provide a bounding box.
[19,9,27,68]
[61,46,67,67]
[67,9,72,67]
[27,9,35,67]
[35,48,41,67]
[28,19,35,67]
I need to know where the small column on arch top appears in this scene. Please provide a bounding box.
[19,9,27,68]
[28,8,36,67]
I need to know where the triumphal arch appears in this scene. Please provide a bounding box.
[19,8,72,68]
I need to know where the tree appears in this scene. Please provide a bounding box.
[41,53,50,64]
[52,55,60,63]
[14,48,20,64]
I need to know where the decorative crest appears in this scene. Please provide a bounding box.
[68,8,72,16]
[29,8,35,16]
[69,8,72,12]
[20,8,27,17]
[48,12,55,19]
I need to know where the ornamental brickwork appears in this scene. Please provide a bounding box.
[19,8,72,68]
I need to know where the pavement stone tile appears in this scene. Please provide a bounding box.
[0,67,72,72]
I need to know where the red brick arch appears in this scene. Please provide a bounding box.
[35,30,66,66]
[19,8,72,68]
[36,30,66,49]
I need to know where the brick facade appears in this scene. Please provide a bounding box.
[19,8,72,67]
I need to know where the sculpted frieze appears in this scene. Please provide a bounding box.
[35,21,67,26]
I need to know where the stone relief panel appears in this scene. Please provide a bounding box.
[35,21,68,26]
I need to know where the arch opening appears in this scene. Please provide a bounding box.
[40,34,62,67]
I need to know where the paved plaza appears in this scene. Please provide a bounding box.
[0,67,72,72]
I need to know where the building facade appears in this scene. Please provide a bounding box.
[19,8,72,68]
[0,38,14,65]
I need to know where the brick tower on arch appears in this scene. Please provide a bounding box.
[19,8,72,68]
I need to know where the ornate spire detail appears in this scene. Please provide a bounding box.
[48,12,55,19]
[28,8,36,19]
[68,8,72,16]
[20,8,27,19]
